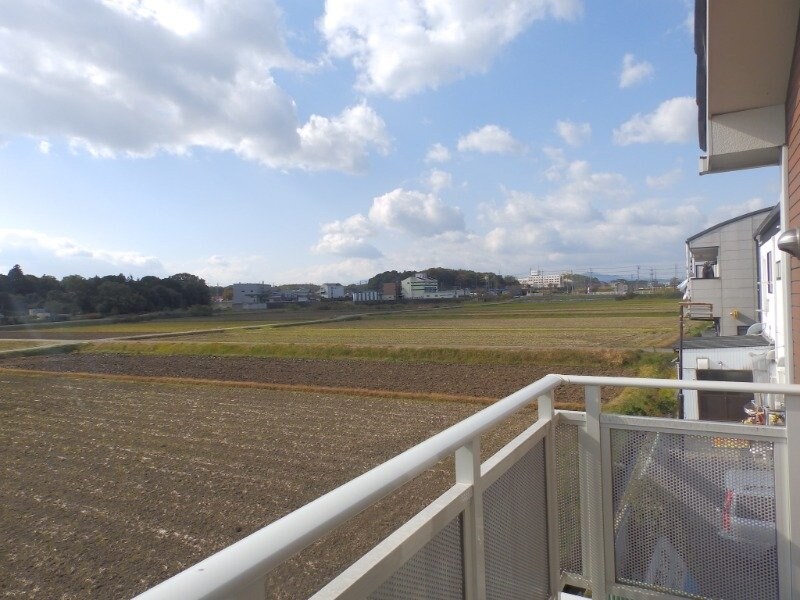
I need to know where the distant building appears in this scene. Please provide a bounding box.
[320,283,345,299]
[613,282,629,295]
[382,282,399,301]
[519,270,562,289]
[401,273,439,299]
[232,283,270,309]
[352,291,381,303]
[28,308,51,320]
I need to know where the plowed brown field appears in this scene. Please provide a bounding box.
[0,351,630,598]
[0,353,629,405]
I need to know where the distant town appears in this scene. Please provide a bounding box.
[0,264,681,325]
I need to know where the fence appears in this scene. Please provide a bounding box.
[135,375,800,600]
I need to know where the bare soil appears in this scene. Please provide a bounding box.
[0,352,628,598]
[1,372,536,599]
[0,353,630,405]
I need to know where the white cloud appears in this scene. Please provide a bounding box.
[369,189,465,235]
[0,229,165,277]
[555,120,591,147]
[0,1,389,173]
[312,187,464,258]
[457,125,524,154]
[294,103,391,172]
[425,142,451,164]
[619,54,654,88]
[320,0,584,98]
[646,167,682,189]
[312,214,382,258]
[613,97,696,145]
[38,140,51,155]
[427,169,453,192]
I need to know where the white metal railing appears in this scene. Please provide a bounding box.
[134,375,800,600]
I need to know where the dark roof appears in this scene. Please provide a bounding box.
[686,207,773,243]
[678,335,772,350]
[753,203,781,242]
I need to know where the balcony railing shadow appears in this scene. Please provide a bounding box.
[134,375,799,600]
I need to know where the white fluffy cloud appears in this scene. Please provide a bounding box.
[0,229,165,277]
[369,189,465,235]
[0,1,388,172]
[474,158,702,269]
[427,169,453,192]
[613,97,696,145]
[312,214,382,258]
[425,143,451,164]
[313,187,464,258]
[320,0,584,98]
[457,125,524,154]
[555,120,591,147]
[646,168,682,189]
[619,53,654,88]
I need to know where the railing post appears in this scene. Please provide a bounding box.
[540,392,562,597]
[456,438,486,600]
[785,393,800,599]
[582,385,607,599]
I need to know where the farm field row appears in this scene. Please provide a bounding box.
[183,316,676,348]
[0,340,52,351]
[0,371,536,599]
[0,297,679,341]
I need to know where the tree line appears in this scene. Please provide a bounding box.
[0,265,211,320]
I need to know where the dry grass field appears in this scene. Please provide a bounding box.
[184,298,678,349]
[0,371,536,599]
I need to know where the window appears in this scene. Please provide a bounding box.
[766,251,773,293]
[690,246,719,278]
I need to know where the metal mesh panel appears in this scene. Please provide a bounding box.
[483,440,550,600]
[368,514,464,600]
[610,428,778,600]
[555,422,583,578]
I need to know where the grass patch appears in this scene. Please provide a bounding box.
[78,340,644,368]
[604,352,677,416]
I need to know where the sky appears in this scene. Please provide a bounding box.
[0,0,781,286]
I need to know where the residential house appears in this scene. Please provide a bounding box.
[320,283,345,299]
[684,207,772,336]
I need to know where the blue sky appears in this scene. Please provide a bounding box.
[0,0,780,285]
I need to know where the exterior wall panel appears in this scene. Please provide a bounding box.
[788,17,800,377]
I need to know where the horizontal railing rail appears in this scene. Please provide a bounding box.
[134,375,800,600]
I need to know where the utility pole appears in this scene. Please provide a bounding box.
[636,265,641,288]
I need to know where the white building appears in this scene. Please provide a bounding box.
[352,291,381,303]
[400,273,439,299]
[232,283,270,309]
[679,205,787,422]
[519,270,562,289]
[320,283,345,299]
